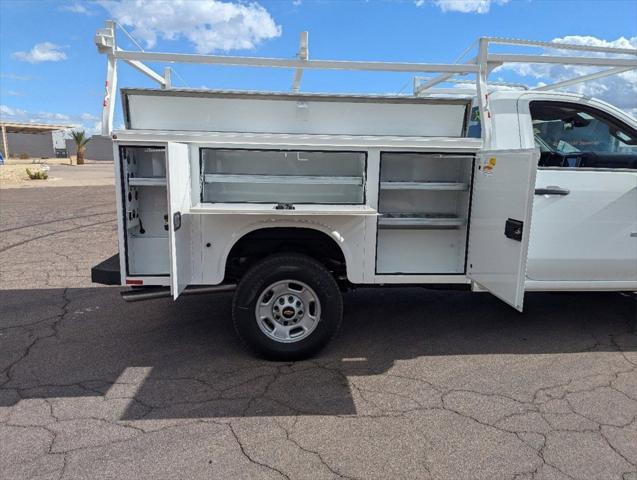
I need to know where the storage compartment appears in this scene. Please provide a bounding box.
[128,237,170,274]
[120,145,170,276]
[376,152,473,274]
[200,149,366,204]
[377,229,466,273]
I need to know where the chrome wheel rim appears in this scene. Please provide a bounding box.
[255,280,321,343]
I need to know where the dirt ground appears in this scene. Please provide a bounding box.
[0,161,114,189]
[0,164,32,186]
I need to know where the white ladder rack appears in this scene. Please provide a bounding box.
[95,22,637,145]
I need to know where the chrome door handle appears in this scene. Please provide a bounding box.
[535,186,570,196]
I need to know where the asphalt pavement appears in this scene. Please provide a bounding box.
[1,185,636,479]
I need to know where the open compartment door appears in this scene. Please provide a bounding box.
[166,142,192,299]
[467,149,539,311]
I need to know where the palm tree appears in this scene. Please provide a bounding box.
[70,130,90,165]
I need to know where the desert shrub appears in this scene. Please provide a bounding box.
[18,153,29,159]
[26,168,48,180]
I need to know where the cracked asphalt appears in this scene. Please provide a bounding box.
[1,185,636,480]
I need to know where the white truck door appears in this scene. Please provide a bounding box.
[166,142,192,299]
[523,100,637,283]
[467,149,539,311]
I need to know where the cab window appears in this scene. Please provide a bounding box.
[466,106,482,138]
[529,101,637,169]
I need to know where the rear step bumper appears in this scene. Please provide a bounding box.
[91,254,121,285]
[92,254,236,300]
[121,284,237,302]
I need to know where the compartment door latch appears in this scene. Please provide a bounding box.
[504,218,523,242]
[275,203,295,210]
[173,212,182,232]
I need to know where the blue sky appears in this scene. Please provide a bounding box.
[1,0,636,133]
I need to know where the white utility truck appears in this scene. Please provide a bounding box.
[91,23,637,359]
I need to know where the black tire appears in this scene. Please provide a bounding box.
[232,253,343,361]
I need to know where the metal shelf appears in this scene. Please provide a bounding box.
[191,203,376,216]
[380,181,468,191]
[204,174,363,186]
[129,177,166,187]
[378,213,466,229]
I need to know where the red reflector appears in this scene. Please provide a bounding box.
[126,279,143,285]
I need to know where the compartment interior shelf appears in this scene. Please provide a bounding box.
[380,181,468,191]
[191,203,376,216]
[121,145,170,276]
[376,152,473,274]
[129,177,166,187]
[204,174,363,186]
[378,213,466,228]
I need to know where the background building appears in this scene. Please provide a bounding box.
[65,135,114,161]
[0,122,71,159]
[0,122,114,161]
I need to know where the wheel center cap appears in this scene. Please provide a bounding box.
[281,307,295,319]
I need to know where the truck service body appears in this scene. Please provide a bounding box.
[91,24,637,359]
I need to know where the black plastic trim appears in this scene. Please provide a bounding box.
[91,254,121,285]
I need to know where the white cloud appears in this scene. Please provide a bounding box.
[91,121,104,134]
[0,105,104,130]
[36,112,71,121]
[12,42,68,63]
[416,0,510,13]
[0,73,32,81]
[80,112,100,121]
[98,0,282,53]
[1,105,27,118]
[60,2,92,14]
[494,35,637,116]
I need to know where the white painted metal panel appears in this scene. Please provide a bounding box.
[126,92,467,137]
[190,204,376,215]
[199,216,368,285]
[467,149,538,311]
[525,280,637,291]
[112,143,127,285]
[376,229,467,274]
[112,129,482,151]
[129,237,170,275]
[527,169,637,282]
[166,142,192,299]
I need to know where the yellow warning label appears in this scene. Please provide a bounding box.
[483,157,496,174]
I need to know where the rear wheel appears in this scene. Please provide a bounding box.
[232,253,343,360]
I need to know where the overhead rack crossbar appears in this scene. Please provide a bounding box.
[95,21,637,145]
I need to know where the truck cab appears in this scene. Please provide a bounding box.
[489,91,637,290]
